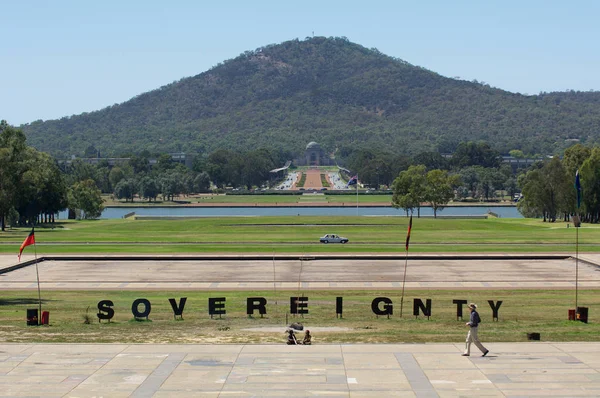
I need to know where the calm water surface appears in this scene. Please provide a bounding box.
[60,205,522,219]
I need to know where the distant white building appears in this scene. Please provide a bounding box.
[294,142,335,166]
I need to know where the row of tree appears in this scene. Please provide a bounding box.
[0,121,100,230]
[3,118,598,226]
[391,166,459,217]
[517,144,595,223]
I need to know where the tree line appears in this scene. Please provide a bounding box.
[517,144,596,223]
[2,119,596,228]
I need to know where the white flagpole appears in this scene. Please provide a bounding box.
[576,224,579,310]
[33,231,42,325]
[356,173,359,216]
[272,250,278,323]
[400,249,408,317]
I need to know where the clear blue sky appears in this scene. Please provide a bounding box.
[3,0,599,126]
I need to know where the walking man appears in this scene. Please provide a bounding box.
[462,303,489,357]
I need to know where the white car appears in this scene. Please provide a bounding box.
[319,234,349,244]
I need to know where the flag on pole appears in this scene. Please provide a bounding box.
[575,170,582,209]
[18,228,35,261]
[347,175,358,187]
[405,215,413,251]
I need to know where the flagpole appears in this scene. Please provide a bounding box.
[272,250,278,324]
[356,173,359,217]
[400,250,408,317]
[400,215,412,318]
[574,170,581,313]
[33,232,42,325]
[576,224,579,310]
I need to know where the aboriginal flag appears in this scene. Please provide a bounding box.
[405,215,412,251]
[18,228,35,261]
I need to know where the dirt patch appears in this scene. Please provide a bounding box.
[242,326,350,333]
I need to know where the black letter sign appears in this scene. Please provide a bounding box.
[453,299,468,320]
[488,300,503,321]
[247,297,267,316]
[290,297,309,314]
[168,297,187,319]
[413,298,432,319]
[209,297,226,318]
[97,300,114,322]
[371,297,393,316]
[132,298,151,319]
[336,296,343,318]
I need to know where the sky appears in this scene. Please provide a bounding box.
[2,0,600,126]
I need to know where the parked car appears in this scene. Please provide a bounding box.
[319,234,349,244]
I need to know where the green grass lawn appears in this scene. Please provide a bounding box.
[1,289,597,344]
[0,216,595,254]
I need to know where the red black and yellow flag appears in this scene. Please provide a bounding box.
[18,228,35,261]
[405,215,412,251]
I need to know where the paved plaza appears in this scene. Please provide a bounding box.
[2,342,600,397]
[2,254,599,396]
[3,254,600,291]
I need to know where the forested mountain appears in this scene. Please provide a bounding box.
[20,36,600,159]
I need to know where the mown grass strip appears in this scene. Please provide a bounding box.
[1,289,597,344]
[0,217,596,254]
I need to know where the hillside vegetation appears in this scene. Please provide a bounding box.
[20,36,600,158]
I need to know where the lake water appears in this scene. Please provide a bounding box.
[60,205,522,219]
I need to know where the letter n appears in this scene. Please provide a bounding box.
[413,298,432,319]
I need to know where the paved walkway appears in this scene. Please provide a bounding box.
[2,254,600,291]
[2,342,600,397]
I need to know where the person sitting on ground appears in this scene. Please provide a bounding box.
[286,329,298,345]
[302,330,312,345]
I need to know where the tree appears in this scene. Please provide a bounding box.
[509,149,525,159]
[155,154,175,172]
[457,166,481,199]
[517,169,545,218]
[504,176,518,200]
[158,174,182,201]
[425,170,458,218]
[563,144,591,177]
[240,150,274,189]
[20,150,69,224]
[84,144,99,158]
[129,155,149,174]
[95,166,112,193]
[579,148,600,223]
[476,168,506,201]
[69,179,104,219]
[412,151,449,170]
[114,179,137,202]
[138,177,159,202]
[108,167,125,189]
[194,172,211,193]
[206,150,231,188]
[451,142,500,169]
[517,158,570,222]
[391,165,427,217]
[64,159,97,186]
[0,122,28,229]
